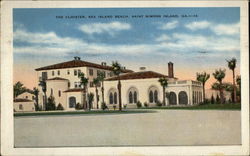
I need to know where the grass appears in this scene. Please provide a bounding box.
[14,109,156,117]
[141,103,241,110]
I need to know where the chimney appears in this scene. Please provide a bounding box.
[74,56,81,60]
[139,67,146,71]
[101,62,107,66]
[168,62,174,78]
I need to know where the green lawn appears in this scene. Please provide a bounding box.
[141,103,241,110]
[14,109,156,117]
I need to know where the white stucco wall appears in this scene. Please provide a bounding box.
[46,79,69,109]
[16,92,35,101]
[14,101,35,112]
[104,79,203,108]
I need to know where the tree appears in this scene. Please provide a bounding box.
[112,61,122,111]
[32,87,39,111]
[93,78,100,109]
[227,58,237,103]
[196,72,210,103]
[213,69,226,104]
[236,75,241,101]
[88,92,94,110]
[223,82,234,103]
[78,72,89,110]
[216,94,220,104]
[13,81,27,98]
[39,80,47,110]
[97,71,106,105]
[211,94,215,104]
[158,77,168,106]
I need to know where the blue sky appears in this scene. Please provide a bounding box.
[13,7,240,88]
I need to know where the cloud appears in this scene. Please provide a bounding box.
[185,21,240,36]
[14,27,239,61]
[211,22,240,36]
[78,21,131,36]
[185,21,210,30]
[155,34,171,42]
[158,21,178,30]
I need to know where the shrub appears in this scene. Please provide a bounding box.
[211,94,215,104]
[75,102,83,110]
[156,101,162,107]
[46,96,56,111]
[144,102,148,107]
[136,101,142,108]
[123,104,127,109]
[56,103,64,110]
[101,102,108,110]
[216,94,220,104]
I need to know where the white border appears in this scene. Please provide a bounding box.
[1,1,249,155]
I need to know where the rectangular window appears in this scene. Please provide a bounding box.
[68,82,70,88]
[90,82,94,87]
[58,90,61,97]
[103,71,106,78]
[52,71,54,76]
[67,70,70,75]
[74,70,77,76]
[78,69,81,74]
[89,69,93,76]
[41,72,48,80]
[74,82,78,88]
[58,70,60,75]
[97,70,100,76]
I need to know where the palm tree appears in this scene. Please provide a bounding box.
[13,81,27,98]
[196,72,210,103]
[227,58,237,103]
[213,69,226,104]
[97,71,105,105]
[236,75,241,102]
[93,78,100,109]
[39,81,47,110]
[78,72,89,110]
[112,61,122,111]
[33,87,39,110]
[158,77,168,106]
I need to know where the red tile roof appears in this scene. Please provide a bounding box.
[105,71,169,81]
[14,98,33,102]
[47,77,69,81]
[63,88,84,93]
[35,59,133,73]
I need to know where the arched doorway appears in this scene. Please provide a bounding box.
[178,91,188,105]
[169,92,177,105]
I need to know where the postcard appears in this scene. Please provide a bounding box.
[1,1,249,156]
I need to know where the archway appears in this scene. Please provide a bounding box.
[178,91,188,105]
[169,92,177,105]
[69,96,76,108]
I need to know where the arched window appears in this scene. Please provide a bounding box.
[134,92,137,103]
[193,91,195,104]
[109,93,113,104]
[58,90,61,97]
[127,87,139,104]
[149,91,154,103]
[169,92,177,105]
[19,104,23,110]
[69,96,76,108]
[114,92,117,104]
[154,90,158,103]
[179,91,188,105]
[129,91,133,104]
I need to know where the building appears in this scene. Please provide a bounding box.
[35,57,203,110]
[13,91,36,112]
